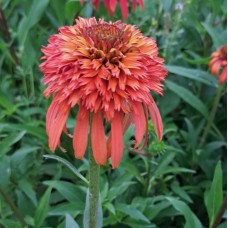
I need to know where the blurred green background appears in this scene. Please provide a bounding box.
[0,0,227,227]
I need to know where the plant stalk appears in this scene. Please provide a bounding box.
[0,8,19,65]
[211,195,227,228]
[199,85,223,148]
[88,141,100,227]
[0,185,26,226]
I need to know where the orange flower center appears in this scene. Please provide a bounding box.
[85,24,122,52]
[87,24,120,40]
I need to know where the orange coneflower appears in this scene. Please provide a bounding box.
[80,0,144,20]
[209,45,227,84]
[40,17,167,168]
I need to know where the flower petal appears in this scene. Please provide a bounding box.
[91,110,107,165]
[48,101,70,151]
[111,112,124,168]
[219,66,227,84]
[73,106,89,159]
[138,0,144,9]
[104,0,113,14]
[46,99,59,136]
[132,102,146,147]
[92,0,100,9]
[211,60,221,76]
[123,113,132,133]
[109,0,117,13]
[119,0,128,20]
[148,96,163,141]
[132,0,144,10]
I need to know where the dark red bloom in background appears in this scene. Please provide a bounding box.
[209,45,227,84]
[80,0,144,20]
[40,18,167,168]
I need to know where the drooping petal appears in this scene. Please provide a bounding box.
[123,113,132,133]
[91,0,100,9]
[138,105,149,150]
[109,0,117,13]
[219,65,227,84]
[104,0,113,14]
[132,0,137,10]
[73,106,89,159]
[107,113,131,159]
[119,0,128,20]
[132,102,146,147]
[138,0,144,9]
[46,99,59,135]
[132,0,144,10]
[211,60,221,75]
[111,111,124,168]
[148,96,163,141]
[48,101,70,151]
[91,110,107,165]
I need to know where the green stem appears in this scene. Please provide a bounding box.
[144,160,152,197]
[88,140,100,228]
[211,195,227,228]
[199,85,223,148]
[0,185,26,226]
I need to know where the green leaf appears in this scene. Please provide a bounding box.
[202,22,225,49]
[154,151,176,177]
[49,202,84,216]
[0,156,11,189]
[159,90,180,116]
[166,197,203,228]
[205,161,223,227]
[108,181,135,201]
[0,131,26,156]
[218,221,227,228]
[18,0,50,45]
[145,200,171,220]
[65,1,81,24]
[171,183,193,203]
[115,203,150,224]
[166,80,209,118]
[0,219,22,228]
[65,214,80,228]
[10,147,39,167]
[158,167,195,175]
[43,180,85,203]
[83,189,103,228]
[18,179,37,206]
[165,66,218,87]
[104,202,116,215]
[123,219,156,228]
[50,0,66,25]
[0,92,17,114]
[83,2,93,17]
[34,187,52,228]
[43,155,89,184]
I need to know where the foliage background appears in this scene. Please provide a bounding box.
[0,0,227,227]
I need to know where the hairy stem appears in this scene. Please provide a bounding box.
[199,85,223,148]
[88,138,100,227]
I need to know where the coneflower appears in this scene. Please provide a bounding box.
[40,17,167,168]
